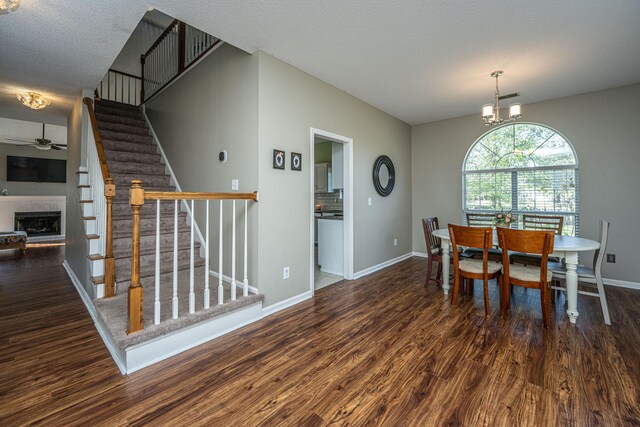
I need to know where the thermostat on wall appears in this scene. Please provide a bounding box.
[219,150,228,163]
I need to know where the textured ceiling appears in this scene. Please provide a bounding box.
[1,0,639,126]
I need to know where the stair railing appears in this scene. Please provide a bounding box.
[95,69,142,106]
[140,19,221,104]
[127,180,259,334]
[83,98,116,297]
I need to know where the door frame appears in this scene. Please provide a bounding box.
[309,127,354,294]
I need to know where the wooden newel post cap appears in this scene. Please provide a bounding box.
[104,177,116,197]
[130,180,145,206]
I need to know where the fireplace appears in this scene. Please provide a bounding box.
[14,211,62,237]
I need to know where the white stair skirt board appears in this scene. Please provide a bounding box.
[412,252,640,291]
[125,301,262,373]
[353,252,413,280]
[209,270,259,294]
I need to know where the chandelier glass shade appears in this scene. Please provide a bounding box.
[0,0,20,14]
[17,92,51,110]
[481,70,522,127]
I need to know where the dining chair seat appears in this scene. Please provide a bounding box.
[459,259,502,275]
[509,263,553,282]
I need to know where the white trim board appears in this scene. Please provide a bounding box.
[63,261,126,374]
[209,270,259,294]
[262,290,312,317]
[353,252,413,280]
[412,251,640,290]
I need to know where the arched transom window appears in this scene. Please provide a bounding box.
[463,123,579,235]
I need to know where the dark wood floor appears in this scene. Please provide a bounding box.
[1,245,639,426]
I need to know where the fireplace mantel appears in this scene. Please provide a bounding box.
[0,195,66,241]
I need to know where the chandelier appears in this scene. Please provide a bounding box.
[17,92,51,110]
[481,70,522,127]
[0,0,20,14]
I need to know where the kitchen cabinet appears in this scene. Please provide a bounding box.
[317,217,343,275]
[315,162,328,193]
[331,142,343,189]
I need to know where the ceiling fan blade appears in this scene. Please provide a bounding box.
[50,145,64,150]
[498,92,520,101]
[52,144,67,150]
[4,137,34,143]
[1,139,34,146]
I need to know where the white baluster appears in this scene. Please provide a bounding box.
[189,200,195,314]
[154,200,161,325]
[231,200,236,301]
[204,200,210,309]
[218,200,224,305]
[243,200,249,297]
[172,199,179,319]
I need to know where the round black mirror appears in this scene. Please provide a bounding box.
[373,155,395,197]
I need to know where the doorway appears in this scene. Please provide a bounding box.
[309,128,353,294]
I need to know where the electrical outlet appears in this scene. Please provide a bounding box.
[606,253,616,263]
[232,179,239,191]
[393,238,398,246]
[283,266,290,279]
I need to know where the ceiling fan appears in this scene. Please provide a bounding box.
[1,123,67,150]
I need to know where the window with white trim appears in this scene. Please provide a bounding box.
[463,123,579,235]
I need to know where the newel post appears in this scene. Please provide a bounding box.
[104,178,116,297]
[128,180,145,334]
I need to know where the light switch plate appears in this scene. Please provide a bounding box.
[368,197,372,206]
[232,179,239,191]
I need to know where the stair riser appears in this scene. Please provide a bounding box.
[87,238,100,255]
[112,175,171,188]
[100,130,153,144]
[84,219,96,235]
[82,203,93,217]
[112,213,188,232]
[90,258,104,277]
[105,150,161,165]
[103,140,158,154]
[112,230,193,253]
[97,121,150,136]
[95,113,146,127]
[114,186,174,200]
[115,266,207,295]
[94,106,144,120]
[109,162,167,176]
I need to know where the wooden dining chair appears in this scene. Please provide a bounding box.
[464,212,503,262]
[498,228,555,329]
[448,224,502,316]
[511,214,563,266]
[422,217,450,286]
[549,220,611,325]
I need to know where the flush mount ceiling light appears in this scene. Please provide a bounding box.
[17,92,51,110]
[481,70,522,128]
[0,0,20,14]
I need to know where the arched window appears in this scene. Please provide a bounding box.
[463,123,579,235]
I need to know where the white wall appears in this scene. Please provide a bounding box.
[412,84,640,282]
[110,20,165,77]
[0,118,67,196]
[257,51,412,306]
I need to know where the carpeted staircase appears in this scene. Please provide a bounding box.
[90,99,263,349]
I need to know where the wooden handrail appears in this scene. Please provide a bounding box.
[108,68,142,80]
[83,97,116,297]
[142,19,179,58]
[83,98,111,182]
[144,191,258,201]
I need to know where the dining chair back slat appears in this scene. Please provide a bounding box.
[466,212,495,227]
[522,214,564,235]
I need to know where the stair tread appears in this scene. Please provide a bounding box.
[113,241,201,260]
[85,234,99,240]
[79,200,93,204]
[91,275,104,285]
[83,216,97,220]
[77,184,90,188]
[88,254,104,261]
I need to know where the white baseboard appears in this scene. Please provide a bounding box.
[604,278,640,290]
[262,290,312,317]
[413,251,428,258]
[63,261,126,374]
[353,252,413,279]
[209,270,259,294]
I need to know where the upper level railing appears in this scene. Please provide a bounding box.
[140,20,220,104]
[95,69,142,106]
[83,98,116,297]
[127,181,259,334]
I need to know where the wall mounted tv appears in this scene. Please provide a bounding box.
[6,155,67,183]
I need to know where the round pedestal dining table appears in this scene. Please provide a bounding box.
[432,228,600,324]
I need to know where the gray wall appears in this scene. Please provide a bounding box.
[146,44,259,287]
[257,52,412,305]
[65,94,93,297]
[412,84,640,282]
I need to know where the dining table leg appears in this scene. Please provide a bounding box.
[564,251,579,323]
[441,239,451,295]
